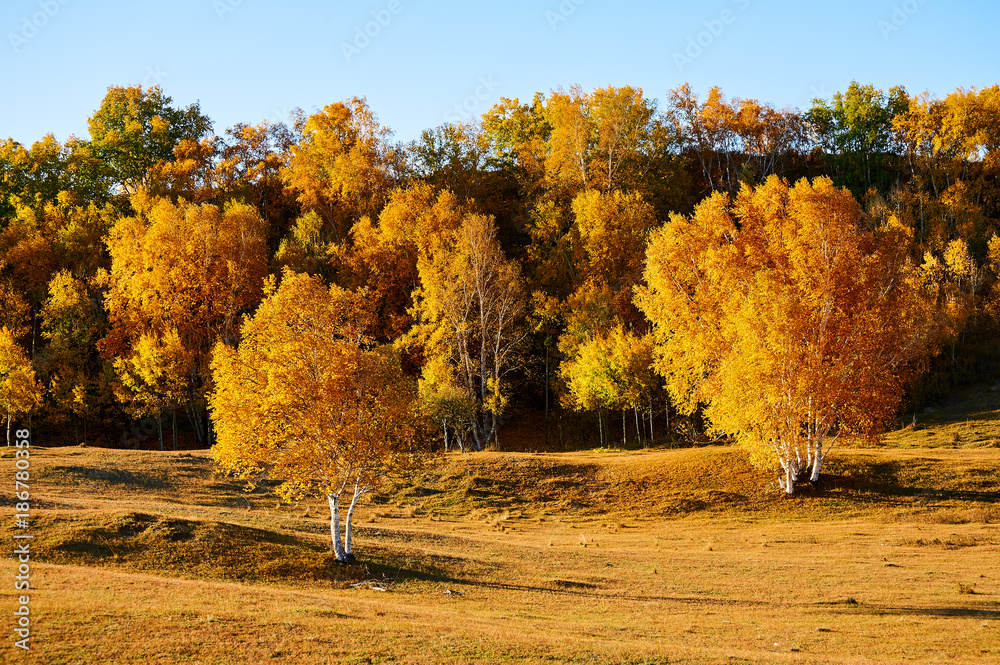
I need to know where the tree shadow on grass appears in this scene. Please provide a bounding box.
[825,604,1000,618]
[355,552,778,608]
[804,458,1000,504]
[47,465,172,489]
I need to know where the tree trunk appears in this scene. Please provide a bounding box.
[172,407,177,451]
[649,397,654,446]
[622,409,627,448]
[6,412,10,447]
[780,464,796,495]
[557,407,563,449]
[470,419,484,451]
[809,440,825,484]
[442,419,449,452]
[327,494,348,562]
[187,405,203,444]
[345,482,364,563]
[665,399,670,446]
[634,405,643,448]
[544,344,549,446]
[157,417,164,452]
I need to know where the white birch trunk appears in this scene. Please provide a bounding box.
[344,483,366,562]
[809,439,826,483]
[782,464,796,495]
[777,452,799,495]
[6,412,10,447]
[328,494,348,562]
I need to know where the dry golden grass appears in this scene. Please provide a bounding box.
[2,403,999,663]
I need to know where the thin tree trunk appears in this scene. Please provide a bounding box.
[187,405,200,444]
[649,397,654,446]
[6,412,10,447]
[634,405,643,448]
[157,417,164,452]
[328,494,348,562]
[665,399,670,446]
[544,344,549,447]
[557,407,563,449]
[622,409,627,448]
[442,419,449,452]
[598,409,603,447]
[344,482,364,563]
[172,407,177,451]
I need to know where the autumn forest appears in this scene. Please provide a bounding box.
[3,81,1000,514]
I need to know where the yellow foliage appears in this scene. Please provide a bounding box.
[0,327,44,420]
[638,176,939,489]
[562,325,656,412]
[342,184,466,339]
[282,98,396,242]
[409,214,526,449]
[104,197,269,421]
[210,269,422,501]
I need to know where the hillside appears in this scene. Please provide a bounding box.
[2,399,1000,663]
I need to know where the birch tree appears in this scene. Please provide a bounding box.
[638,176,938,494]
[282,98,397,243]
[210,270,423,562]
[0,328,43,446]
[561,325,657,447]
[410,214,527,450]
[103,197,269,443]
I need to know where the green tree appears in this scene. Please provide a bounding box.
[806,81,909,193]
[88,85,212,195]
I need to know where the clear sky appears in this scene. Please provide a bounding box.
[1,0,997,146]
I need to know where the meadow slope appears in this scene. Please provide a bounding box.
[2,397,1000,664]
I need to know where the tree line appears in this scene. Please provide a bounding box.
[2,81,999,489]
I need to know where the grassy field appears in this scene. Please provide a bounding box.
[2,393,1000,663]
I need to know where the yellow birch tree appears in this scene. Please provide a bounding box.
[211,270,423,562]
[638,176,938,493]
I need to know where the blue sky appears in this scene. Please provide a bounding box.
[1,0,997,146]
